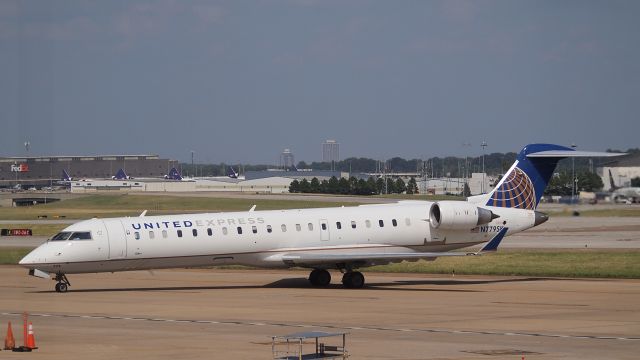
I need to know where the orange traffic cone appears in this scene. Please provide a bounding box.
[4,321,15,350]
[25,322,37,350]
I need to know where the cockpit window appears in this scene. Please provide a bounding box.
[70,232,92,240]
[51,232,72,241]
[50,231,92,241]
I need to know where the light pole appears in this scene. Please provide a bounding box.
[462,142,471,195]
[481,141,487,194]
[571,143,576,203]
[191,151,195,178]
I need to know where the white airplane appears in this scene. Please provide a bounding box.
[608,170,640,203]
[19,144,622,293]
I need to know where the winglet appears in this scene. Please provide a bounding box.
[249,205,256,212]
[139,210,148,217]
[476,227,508,254]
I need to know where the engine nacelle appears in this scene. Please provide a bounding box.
[429,201,497,230]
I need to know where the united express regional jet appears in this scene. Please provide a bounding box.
[19,144,620,292]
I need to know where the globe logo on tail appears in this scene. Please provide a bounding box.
[487,167,536,209]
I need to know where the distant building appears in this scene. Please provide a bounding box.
[280,148,295,170]
[598,152,640,190]
[0,154,176,188]
[322,140,339,163]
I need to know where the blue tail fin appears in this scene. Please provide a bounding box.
[227,166,239,179]
[165,167,182,181]
[113,169,129,180]
[61,169,72,181]
[484,144,624,209]
[485,144,575,210]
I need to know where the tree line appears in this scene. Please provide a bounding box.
[289,176,419,195]
[180,147,639,178]
[544,171,604,196]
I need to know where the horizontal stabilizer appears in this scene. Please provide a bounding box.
[476,227,508,253]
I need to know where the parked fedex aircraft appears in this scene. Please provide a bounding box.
[164,167,183,181]
[112,168,133,180]
[228,166,240,179]
[20,144,621,293]
[55,169,74,185]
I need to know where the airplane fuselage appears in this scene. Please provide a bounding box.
[19,202,536,275]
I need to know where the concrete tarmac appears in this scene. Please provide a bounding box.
[0,267,638,359]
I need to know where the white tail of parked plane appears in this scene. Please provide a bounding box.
[20,144,622,292]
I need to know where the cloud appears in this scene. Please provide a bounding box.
[440,0,477,23]
[192,4,224,27]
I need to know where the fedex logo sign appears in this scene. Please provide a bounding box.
[10,164,29,172]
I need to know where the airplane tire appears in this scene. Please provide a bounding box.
[57,283,68,293]
[342,272,365,289]
[309,269,331,287]
[55,283,61,293]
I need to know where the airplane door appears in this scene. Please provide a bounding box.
[104,219,127,259]
[319,219,330,241]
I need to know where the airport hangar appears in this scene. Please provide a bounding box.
[0,154,177,188]
[598,152,640,190]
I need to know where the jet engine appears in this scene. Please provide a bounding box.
[429,201,498,230]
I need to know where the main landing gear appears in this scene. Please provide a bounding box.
[308,269,331,287]
[54,273,71,293]
[341,271,365,289]
[307,269,366,289]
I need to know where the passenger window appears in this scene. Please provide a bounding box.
[222,227,228,235]
[281,224,287,232]
[134,232,140,240]
[267,225,273,233]
[336,222,342,229]
[405,218,411,226]
[321,223,327,230]
[365,220,371,228]
[392,219,398,227]
[308,223,313,231]
[192,229,198,237]
[296,224,301,231]
[252,225,257,234]
[177,230,183,238]
[378,220,384,227]
[149,231,155,239]
[351,221,356,229]
[237,226,243,234]
[207,228,213,236]
[162,230,167,238]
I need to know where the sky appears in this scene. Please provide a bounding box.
[1,0,639,164]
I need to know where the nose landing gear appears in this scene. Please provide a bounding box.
[54,273,71,293]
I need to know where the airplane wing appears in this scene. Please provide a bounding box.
[280,228,508,267]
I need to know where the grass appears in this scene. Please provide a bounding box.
[0,248,31,265]
[0,224,67,236]
[368,250,640,278]
[3,247,638,279]
[0,194,360,220]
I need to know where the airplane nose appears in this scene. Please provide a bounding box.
[19,248,42,266]
[18,252,33,265]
